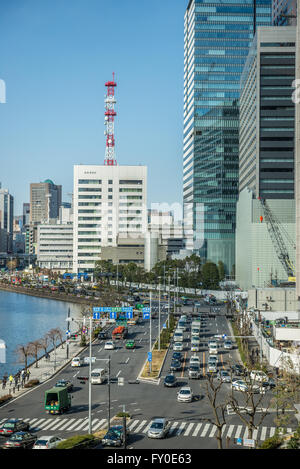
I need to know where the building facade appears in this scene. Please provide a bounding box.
[37,221,73,272]
[183,0,272,273]
[0,186,14,253]
[30,180,62,224]
[73,165,147,273]
[273,0,297,25]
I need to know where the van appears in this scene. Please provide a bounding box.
[173,330,183,342]
[209,343,218,355]
[192,321,201,330]
[91,368,106,384]
[177,321,186,331]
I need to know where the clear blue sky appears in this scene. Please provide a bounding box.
[0,0,187,215]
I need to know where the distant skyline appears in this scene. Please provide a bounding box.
[0,0,187,215]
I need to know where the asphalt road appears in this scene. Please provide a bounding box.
[0,299,298,450]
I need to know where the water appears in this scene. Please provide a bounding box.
[0,290,83,378]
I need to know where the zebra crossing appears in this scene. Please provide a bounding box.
[0,417,289,441]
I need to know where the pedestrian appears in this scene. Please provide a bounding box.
[45,352,50,361]
[8,374,13,387]
[26,369,30,381]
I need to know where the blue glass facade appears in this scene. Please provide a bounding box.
[183,0,272,273]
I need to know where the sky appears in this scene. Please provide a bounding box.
[0,0,187,215]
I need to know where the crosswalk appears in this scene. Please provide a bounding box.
[0,417,289,441]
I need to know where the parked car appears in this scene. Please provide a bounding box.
[223,340,233,350]
[231,379,248,392]
[170,359,181,372]
[0,419,29,437]
[172,352,183,362]
[104,341,115,350]
[189,355,200,366]
[231,364,246,376]
[207,362,217,373]
[250,370,269,383]
[177,386,193,402]
[98,331,108,340]
[164,374,177,387]
[147,418,170,439]
[32,435,64,449]
[101,426,127,447]
[217,370,231,383]
[1,431,37,449]
[55,379,73,392]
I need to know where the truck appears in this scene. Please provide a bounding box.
[44,386,71,414]
[112,326,128,340]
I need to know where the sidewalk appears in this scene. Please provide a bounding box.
[0,338,87,401]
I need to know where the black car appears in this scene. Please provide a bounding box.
[2,432,37,449]
[231,364,246,376]
[0,419,29,437]
[170,359,181,372]
[102,426,127,447]
[262,378,276,390]
[98,331,108,340]
[55,379,73,392]
[172,352,183,362]
[164,374,177,387]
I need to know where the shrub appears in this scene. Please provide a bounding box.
[115,412,130,418]
[24,379,40,388]
[56,434,98,449]
[259,434,282,449]
[0,394,12,405]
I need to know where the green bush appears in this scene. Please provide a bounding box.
[56,434,98,449]
[286,436,300,449]
[115,412,130,418]
[259,435,282,449]
[24,379,40,388]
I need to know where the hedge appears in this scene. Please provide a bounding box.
[56,434,99,449]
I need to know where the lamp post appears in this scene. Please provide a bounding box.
[158,282,161,351]
[88,315,92,434]
[149,290,152,373]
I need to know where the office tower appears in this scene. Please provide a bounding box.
[37,221,73,272]
[23,203,30,226]
[236,26,296,289]
[73,165,147,273]
[30,179,62,224]
[0,186,14,252]
[183,0,272,273]
[273,0,297,25]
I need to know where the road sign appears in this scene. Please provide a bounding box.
[148,352,152,362]
[110,312,117,319]
[163,323,167,329]
[93,312,101,320]
[243,438,256,448]
[84,357,96,364]
[142,307,151,313]
[126,311,133,319]
[143,312,150,320]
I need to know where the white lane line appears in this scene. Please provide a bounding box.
[200,423,210,437]
[235,425,243,438]
[93,419,107,431]
[73,371,80,378]
[169,422,179,434]
[54,419,76,431]
[176,422,186,435]
[225,424,235,439]
[65,419,85,431]
[127,420,140,431]
[260,426,267,441]
[269,427,276,437]
[252,429,258,440]
[80,419,99,432]
[38,419,62,431]
[49,419,74,431]
[69,419,89,432]
[116,370,121,378]
[133,420,147,433]
[183,423,194,436]
[125,357,130,364]
[209,425,217,437]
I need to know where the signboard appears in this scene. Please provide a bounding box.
[126,311,133,319]
[143,312,150,320]
[110,312,117,320]
[148,352,152,362]
[93,306,133,315]
[163,323,167,329]
[243,438,256,448]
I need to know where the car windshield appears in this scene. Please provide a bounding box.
[190,366,199,370]
[11,434,25,441]
[92,373,100,377]
[3,422,15,428]
[165,375,175,381]
[34,440,48,446]
[150,422,163,429]
[180,389,191,394]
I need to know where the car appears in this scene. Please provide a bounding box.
[1,431,37,449]
[173,342,184,351]
[0,419,30,437]
[125,340,135,349]
[250,370,269,383]
[101,426,127,447]
[32,435,64,449]
[147,418,171,439]
[191,343,200,352]
[188,365,201,379]
[170,359,181,372]
[98,331,108,340]
[209,343,218,354]
[231,364,246,376]
[104,341,115,350]
[231,379,261,394]
[189,355,200,366]
[55,379,73,392]
[177,386,193,402]
[207,363,217,373]
[261,377,276,390]
[164,374,177,387]
[208,354,218,363]
[217,370,231,383]
[71,357,83,367]
[223,340,233,350]
[172,352,183,362]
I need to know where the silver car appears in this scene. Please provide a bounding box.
[32,435,64,449]
[147,418,170,439]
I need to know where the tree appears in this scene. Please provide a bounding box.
[202,262,220,289]
[217,261,225,282]
[40,336,49,356]
[15,344,31,371]
[28,340,43,368]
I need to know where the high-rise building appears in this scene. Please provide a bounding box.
[273,0,297,25]
[73,165,147,274]
[0,185,14,252]
[23,203,30,226]
[30,180,62,224]
[183,0,272,273]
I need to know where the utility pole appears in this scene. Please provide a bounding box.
[149,290,152,373]
[108,355,111,429]
[88,315,92,434]
[158,282,161,351]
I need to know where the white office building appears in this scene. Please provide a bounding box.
[73,164,147,273]
[37,221,73,272]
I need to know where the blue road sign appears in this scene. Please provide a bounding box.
[163,323,167,329]
[126,311,133,319]
[143,312,150,320]
[142,307,151,313]
[93,312,101,320]
[110,312,117,319]
[148,352,152,362]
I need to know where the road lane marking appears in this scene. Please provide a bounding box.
[235,425,243,438]
[80,419,99,432]
[54,418,76,431]
[93,419,107,431]
[127,420,140,431]
[65,418,86,431]
[176,422,186,435]
[225,425,235,439]
[269,427,276,437]
[38,419,62,431]
[169,422,179,434]
[116,370,121,377]
[69,419,89,432]
[260,426,267,440]
[183,423,194,436]
[200,423,210,437]
[133,420,147,433]
[125,357,130,364]
[209,425,217,437]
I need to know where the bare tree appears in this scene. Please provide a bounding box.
[47,328,60,352]
[15,344,31,371]
[201,373,228,449]
[28,340,43,368]
[40,335,49,356]
[55,328,65,349]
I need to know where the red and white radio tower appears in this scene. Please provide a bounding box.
[104,73,117,166]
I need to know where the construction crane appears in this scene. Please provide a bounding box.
[258,197,296,281]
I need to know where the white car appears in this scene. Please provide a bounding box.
[32,435,64,449]
[104,341,115,350]
[173,342,184,351]
[224,340,233,350]
[231,379,262,394]
[207,362,217,373]
[189,355,200,366]
[71,357,82,367]
[191,344,199,352]
[250,370,269,383]
[177,386,193,402]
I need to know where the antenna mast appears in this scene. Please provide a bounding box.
[104,73,117,166]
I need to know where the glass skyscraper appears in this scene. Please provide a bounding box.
[183,0,272,273]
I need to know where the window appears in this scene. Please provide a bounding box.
[78,179,101,184]
[119,180,143,185]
